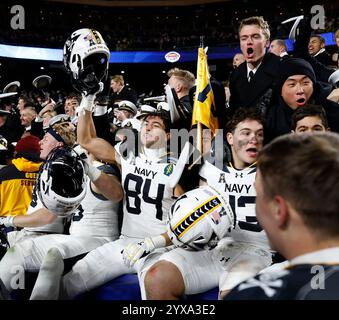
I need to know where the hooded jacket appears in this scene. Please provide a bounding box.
[265,79,339,143]
[0,157,42,217]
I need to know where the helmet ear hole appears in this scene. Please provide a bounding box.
[76,54,81,69]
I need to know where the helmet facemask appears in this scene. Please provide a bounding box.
[75,53,109,93]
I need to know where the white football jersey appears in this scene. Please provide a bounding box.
[119,151,177,239]
[199,160,269,248]
[25,184,64,234]
[69,164,120,240]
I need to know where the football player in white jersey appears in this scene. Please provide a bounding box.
[0,157,122,297]
[0,116,121,242]
[37,96,184,299]
[0,113,123,296]
[0,116,77,245]
[140,108,273,299]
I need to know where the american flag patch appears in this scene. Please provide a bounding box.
[84,34,94,41]
[210,209,221,225]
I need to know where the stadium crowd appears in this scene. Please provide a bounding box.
[0,0,337,50]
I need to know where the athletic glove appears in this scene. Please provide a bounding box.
[73,145,101,182]
[0,216,15,228]
[78,82,104,114]
[122,235,166,268]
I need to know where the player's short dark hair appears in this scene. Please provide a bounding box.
[291,104,328,131]
[226,107,264,134]
[65,93,81,104]
[143,111,171,133]
[258,132,339,237]
[18,94,29,102]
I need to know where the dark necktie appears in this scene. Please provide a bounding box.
[248,70,254,83]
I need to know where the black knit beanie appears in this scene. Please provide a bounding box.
[278,58,316,91]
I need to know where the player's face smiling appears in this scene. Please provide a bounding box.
[227,119,264,169]
[140,115,169,149]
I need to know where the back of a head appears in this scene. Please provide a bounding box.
[167,68,195,90]
[258,132,339,237]
[272,39,287,52]
[275,39,287,52]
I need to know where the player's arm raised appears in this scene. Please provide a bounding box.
[77,109,117,164]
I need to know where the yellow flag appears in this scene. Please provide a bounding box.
[191,47,218,134]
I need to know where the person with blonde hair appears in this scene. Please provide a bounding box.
[110,74,137,105]
[167,68,195,98]
[0,115,77,244]
[167,67,195,128]
[232,53,245,68]
[0,113,123,298]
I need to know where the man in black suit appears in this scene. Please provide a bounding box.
[229,16,280,115]
[229,16,336,118]
[110,75,138,105]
